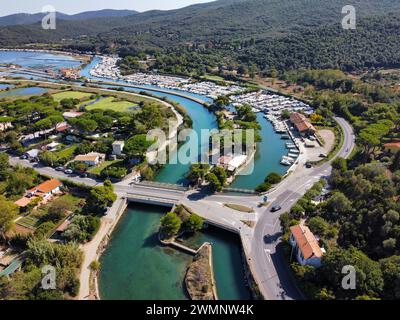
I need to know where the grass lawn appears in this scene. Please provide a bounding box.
[54,145,78,159]
[87,160,122,175]
[85,97,138,113]
[200,74,226,82]
[52,91,93,101]
[223,203,254,213]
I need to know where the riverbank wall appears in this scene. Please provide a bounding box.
[85,196,128,300]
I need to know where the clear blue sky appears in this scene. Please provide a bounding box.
[0,0,215,16]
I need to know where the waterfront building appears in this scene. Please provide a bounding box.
[289,113,316,136]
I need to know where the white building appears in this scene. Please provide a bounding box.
[25,149,41,159]
[289,224,325,268]
[27,179,63,200]
[112,141,125,156]
[227,154,247,173]
[0,120,12,132]
[63,111,83,119]
[74,152,106,166]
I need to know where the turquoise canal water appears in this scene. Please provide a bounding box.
[232,113,288,189]
[82,55,291,299]
[99,204,251,300]
[96,81,251,299]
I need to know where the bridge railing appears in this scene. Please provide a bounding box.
[221,187,258,195]
[135,180,189,191]
[126,193,179,206]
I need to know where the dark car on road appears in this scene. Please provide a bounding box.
[305,162,313,168]
[270,205,282,212]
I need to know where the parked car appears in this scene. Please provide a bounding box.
[306,162,313,168]
[64,169,73,174]
[20,155,28,160]
[55,166,64,171]
[80,173,88,178]
[319,153,327,158]
[270,205,282,212]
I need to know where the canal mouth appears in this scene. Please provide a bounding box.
[99,202,252,300]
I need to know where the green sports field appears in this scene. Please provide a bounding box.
[52,91,93,101]
[85,97,139,112]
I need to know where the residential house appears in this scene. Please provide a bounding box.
[27,179,63,199]
[74,152,106,166]
[0,120,12,132]
[384,142,400,154]
[55,122,71,133]
[42,141,60,152]
[289,224,325,268]
[15,179,63,208]
[62,111,84,119]
[112,141,125,156]
[60,68,79,80]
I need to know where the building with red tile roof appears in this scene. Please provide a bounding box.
[384,142,400,153]
[15,179,63,208]
[289,224,325,267]
[290,112,316,136]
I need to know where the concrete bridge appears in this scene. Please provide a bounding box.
[117,181,186,207]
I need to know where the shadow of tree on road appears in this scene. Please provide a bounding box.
[263,231,282,244]
[269,242,304,300]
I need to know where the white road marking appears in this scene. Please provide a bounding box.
[264,249,271,262]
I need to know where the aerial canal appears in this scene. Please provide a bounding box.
[81,58,256,300]
[0,51,289,300]
[93,76,252,300]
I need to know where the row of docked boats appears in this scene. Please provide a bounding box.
[265,114,288,134]
[280,142,300,166]
[264,114,301,167]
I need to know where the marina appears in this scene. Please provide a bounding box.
[0,50,302,300]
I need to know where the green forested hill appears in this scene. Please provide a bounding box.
[0,0,400,72]
[1,0,399,45]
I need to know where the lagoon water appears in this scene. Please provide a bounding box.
[0,51,82,70]
[0,87,48,98]
[0,83,13,90]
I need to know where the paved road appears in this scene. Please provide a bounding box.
[249,116,355,300]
